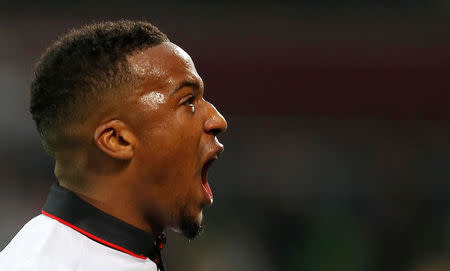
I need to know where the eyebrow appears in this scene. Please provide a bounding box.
[170,80,201,96]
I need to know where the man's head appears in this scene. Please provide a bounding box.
[30,20,227,239]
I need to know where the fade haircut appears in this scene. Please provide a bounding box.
[30,20,169,155]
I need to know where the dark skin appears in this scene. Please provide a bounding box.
[53,42,227,237]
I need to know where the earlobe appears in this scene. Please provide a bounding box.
[93,120,135,160]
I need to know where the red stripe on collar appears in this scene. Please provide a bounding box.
[41,210,147,260]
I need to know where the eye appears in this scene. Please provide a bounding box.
[180,94,196,112]
[184,95,195,106]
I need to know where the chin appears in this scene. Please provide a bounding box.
[178,208,204,239]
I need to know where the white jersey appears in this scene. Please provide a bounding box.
[0,183,165,271]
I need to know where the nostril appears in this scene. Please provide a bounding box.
[204,116,224,132]
[209,127,223,136]
[204,117,227,135]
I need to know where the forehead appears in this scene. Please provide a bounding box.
[127,42,201,92]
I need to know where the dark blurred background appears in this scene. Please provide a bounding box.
[0,1,449,271]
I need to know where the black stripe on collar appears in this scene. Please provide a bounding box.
[42,183,165,270]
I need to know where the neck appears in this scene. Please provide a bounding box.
[59,179,163,236]
[55,147,163,235]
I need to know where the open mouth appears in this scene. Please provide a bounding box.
[201,158,216,204]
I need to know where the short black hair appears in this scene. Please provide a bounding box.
[30,20,169,155]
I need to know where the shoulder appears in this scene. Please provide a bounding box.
[0,214,84,270]
[0,214,158,271]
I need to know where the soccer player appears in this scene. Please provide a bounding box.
[0,20,227,271]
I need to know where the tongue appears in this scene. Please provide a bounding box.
[202,182,213,204]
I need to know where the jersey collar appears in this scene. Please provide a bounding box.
[42,182,165,270]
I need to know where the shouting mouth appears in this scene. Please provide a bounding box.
[201,157,216,204]
[200,144,224,205]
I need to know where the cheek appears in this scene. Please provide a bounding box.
[141,122,202,176]
[143,112,199,154]
[135,111,205,214]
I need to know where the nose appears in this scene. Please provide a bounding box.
[203,101,228,136]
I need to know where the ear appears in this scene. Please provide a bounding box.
[93,120,136,160]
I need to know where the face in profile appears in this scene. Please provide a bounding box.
[124,42,227,238]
